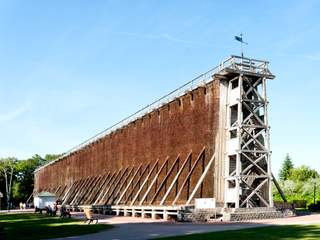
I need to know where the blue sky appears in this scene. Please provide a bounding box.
[0,0,319,175]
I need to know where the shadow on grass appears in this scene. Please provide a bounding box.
[157,224,320,240]
[0,213,112,240]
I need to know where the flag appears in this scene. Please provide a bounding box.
[235,35,243,42]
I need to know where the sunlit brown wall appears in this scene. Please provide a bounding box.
[34,79,220,200]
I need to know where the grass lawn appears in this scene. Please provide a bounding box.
[0,213,112,240]
[157,224,320,240]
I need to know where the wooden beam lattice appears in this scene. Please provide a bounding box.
[103,167,129,205]
[172,148,205,205]
[85,173,108,204]
[95,169,122,205]
[62,180,81,205]
[87,173,109,204]
[78,176,100,205]
[139,157,169,205]
[108,167,135,204]
[72,176,97,205]
[93,170,120,205]
[70,177,91,205]
[60,183,74,204]
[160,151,192,205]
[116,165,142,205]
[123,164,150,205]
[186,153,215,205]
[131,160,159,206]
[150,155,180,204]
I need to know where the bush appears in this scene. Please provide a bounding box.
[308,201,320,211]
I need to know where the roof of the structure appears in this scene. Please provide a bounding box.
[35,191,56,197]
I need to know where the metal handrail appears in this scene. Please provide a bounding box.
[35,55,270,172]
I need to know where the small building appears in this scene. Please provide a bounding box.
[34,191,56,209]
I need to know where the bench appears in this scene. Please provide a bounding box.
[84,208,98,224]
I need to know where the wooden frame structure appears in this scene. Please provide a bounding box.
[221,56,275,208]
[51,147,215,210]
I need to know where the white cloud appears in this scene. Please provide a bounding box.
[0,103,31,124]
[114,31,209,46]
[302,53,320,61]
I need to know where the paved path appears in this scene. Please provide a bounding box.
[0,209,34,213]
[54,213,320,240]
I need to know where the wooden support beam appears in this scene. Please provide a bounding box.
[103,167,129,205]
[90,172,112,205]
[64,180,83,205]
[59,186,68,199]
[73,176,96,205]
[186,153,215,205]
[62,180,80,205]
[55,185,66,199]
[172,148,205,205]
[70,179,87,203]
[54,185,61,195]
[97,169,123,205]
[73,177,94,205]
[124,164,149,204]
[87,173,108,204]
[109,167,134,204]
[150,155,180,204]
[78,176,100,204]
[242,101,265,126]
[70,177,91,205]
[240,178,268,207]
[243,76,264,102]
[94,170,120,205]
[160,151,192,206]
[116,165,142,205]
[241,153,267,175]
[242,128,267,151]
[80,175,102,205]
[61,183,74,204]
[131,160,159,206]
[139,157,169,205]
[272,173,287,202]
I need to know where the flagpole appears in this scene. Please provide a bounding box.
[240,33,243,58]
[234,34,247,59]
[241,42,243,58]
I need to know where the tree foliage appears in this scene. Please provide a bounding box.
[274,155,320,205]
[0,154,59,208]
[279,154,294,181]
[44,154,62,162]
[12,155,43,203]
[0,158,17,208]
[290,165,319,182]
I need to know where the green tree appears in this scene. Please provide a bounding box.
[44,154,62,162]
[289,165,319,182]
[274,155,320,206]
[0,153,61,208]
[12,154,46,204]
[300,178,320,204]
[279,154,294,181]
[0,157,17,209]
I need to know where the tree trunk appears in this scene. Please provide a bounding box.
[3,170,9,210]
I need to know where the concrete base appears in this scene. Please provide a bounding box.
[78,205,295,222]
[103,205,182,220]
[178,207,295,222]
[222,207,295,221]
